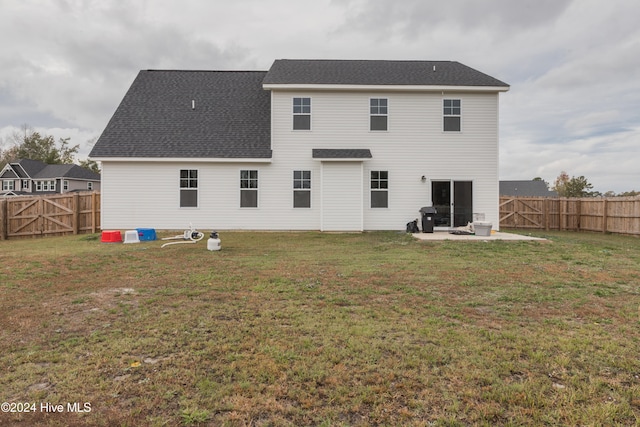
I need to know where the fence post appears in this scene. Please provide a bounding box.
[602,199,608,233]
[91,192,97,234]
[544,199,550,231]
[38,197,44,236]
[0,199,6,240]
[73,193,80,234]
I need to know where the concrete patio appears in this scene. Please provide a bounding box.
[412,231,547,241]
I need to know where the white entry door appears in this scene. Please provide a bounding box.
[320,162,363,231]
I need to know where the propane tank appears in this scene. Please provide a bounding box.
[207,231,221,251]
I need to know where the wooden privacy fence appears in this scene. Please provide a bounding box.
[0,192,100,240]
[500,196,640,235]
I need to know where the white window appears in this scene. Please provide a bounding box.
[293,97,311,130]
[87,182,93,191]
[293,170,311,208]
[370,98,388,131]
[2,180,14,191]
[179,169,198,208]
[240,170,258,208]
[371,171,389,208]
[443,99,461,132]
[63,180,69,191]
[38,180,56,191]
[22,180,29,191]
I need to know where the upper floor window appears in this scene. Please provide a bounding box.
[180,169,198,208]
[371,171,389,208]
[370,98,388,131]
[443,99,461,132]
[293,170,311,208]
[240,170,258,208]
[293,97,311,130]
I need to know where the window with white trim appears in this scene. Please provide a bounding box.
[240,170,258,208]
[63,180,69,191]
[2,180,14,191]
[293,97,311,130]
[443,99,461,132]
[371,171,389,208]
[38,180,56,191]
[293,170,311,208]
[179,169,198,208]
[370,98,388,131]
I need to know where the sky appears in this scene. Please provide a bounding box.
[0,0,639,194]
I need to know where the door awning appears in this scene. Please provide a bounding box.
[312,149,372,161]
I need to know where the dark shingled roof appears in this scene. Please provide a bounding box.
[500,181,558,197]
[91,61,508,160]
[35,164,101,181]
[14,159,47,178]
[90,70,272,159]
[312,149,373,159]
[264,60,509,87]
[3,159,100,181]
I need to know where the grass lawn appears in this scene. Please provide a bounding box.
[1,230,639,426]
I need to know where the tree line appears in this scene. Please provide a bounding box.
[0,125,99,173]
[535,172,638,198]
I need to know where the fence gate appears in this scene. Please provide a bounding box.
[7,195,74,238]
[499,197,544,229]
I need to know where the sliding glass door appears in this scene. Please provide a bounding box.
[431,181,473,228]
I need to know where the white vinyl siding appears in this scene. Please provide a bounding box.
[100,90,501,231]
[100,162,319,230]
[270,90,500,230]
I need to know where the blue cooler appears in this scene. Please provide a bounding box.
[136,228,157,241]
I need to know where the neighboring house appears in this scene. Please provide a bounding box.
[90,60,509,231]
[500,180,558,197]
[0,159,101,197]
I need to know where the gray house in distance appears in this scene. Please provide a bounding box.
[91,59,509,231]
[500,180,558,197]
[0,159,101,197]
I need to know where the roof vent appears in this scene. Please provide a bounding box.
[433,65,436,72]
[191,100,195,110]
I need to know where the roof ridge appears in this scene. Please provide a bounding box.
[144,69,267,73]
[276,58,456,63]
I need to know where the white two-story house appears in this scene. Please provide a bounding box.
[89,60,509,232]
